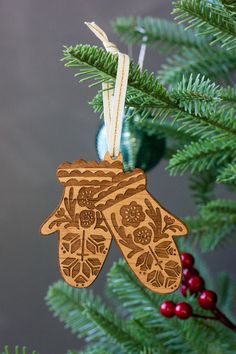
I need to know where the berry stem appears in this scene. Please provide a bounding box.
[212,307,236,333]
[193,310,236,332]
[192,313,218,321]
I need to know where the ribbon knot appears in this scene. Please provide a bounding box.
[85,21,118,55]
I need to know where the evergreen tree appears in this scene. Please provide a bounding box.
[4,0,236,352]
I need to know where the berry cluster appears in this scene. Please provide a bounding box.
[159,253,236,331]
[160,253,217,321]
[160,300,193,320]
[181,252,217,310]
[159,253,236,332]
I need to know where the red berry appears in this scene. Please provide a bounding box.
[181,253,195,269]
[160,301,176,318]
[188,275,204,293]
[191,268,199,276]
[183,267,199,284]
[175,302,192,319]
[183,268,192,282]
[181,284,188,297]
[198,290,217,310]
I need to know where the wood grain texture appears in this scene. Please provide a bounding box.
[41,153,188,293]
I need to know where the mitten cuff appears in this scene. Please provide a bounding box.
[94,169,146,211]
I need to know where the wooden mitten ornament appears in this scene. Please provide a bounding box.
[41,158,123,287]
[41,22,188,294]
[94,163,188,293]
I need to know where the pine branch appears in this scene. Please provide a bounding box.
[173,0,236,50]
[78,350,109,354]
[217,161,236,183]
[82,308,145,354]
[216,272,236,318]
[222,0,236,13]
[1,347,38,354]
[168,137,235,175]
[187,214,234,250]
[220,85,236,106]
[201,198,236,218]
[107,260,189,354]
[63,45,236,141]
[112,16,208,50]
[170,74,221,116]
[159,47,236,85]
[187,198,236,251]
[46,281,146,354]
[131,114,195,144]
[189,171,215,207]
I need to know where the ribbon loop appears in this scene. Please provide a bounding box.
[85,21,130,157]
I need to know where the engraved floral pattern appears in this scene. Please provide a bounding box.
[120,201,145,228]
[79,210,95,228]
[133,226,152,245]
[77,187,95,209]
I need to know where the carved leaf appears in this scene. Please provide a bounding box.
[82,262,90,278]
[86,241,96,254]
[136,252,146,267]
[63,233,78,241]
[147,270,165,287]
[165,260,181,277]
[155,241,173,258]
[136,252,153,271]
[147,270,156,282]
[72,261,81,278]
[91,235,106,242]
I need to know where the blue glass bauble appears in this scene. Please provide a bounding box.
[96,115,166,172]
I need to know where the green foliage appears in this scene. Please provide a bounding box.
[168,137,235,175]
[46,262,236,354]
[189,171,215,206]
[46,281,148,354]
[216,272,236,316]
[186,198,236,251]
[1,347,38,354]
[159,46,236,85]
[217,161,236,183]
[221,85,236,104]
[64,45,236,142]
[187,216,234,250]
[170,74,221,116]
[202,198,236,219]
[112,16,208,50]
[222,0,236,13]
[173,0,236,50]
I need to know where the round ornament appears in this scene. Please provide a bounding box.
[96,113,166,172]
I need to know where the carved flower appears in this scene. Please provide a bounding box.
[134,226,152,245]
[78,187,95,209]
[79,210,95,228]
[120,201,145,228]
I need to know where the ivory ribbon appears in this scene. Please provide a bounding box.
[85,22,130,157]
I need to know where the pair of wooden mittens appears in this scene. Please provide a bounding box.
[41,154,188,294]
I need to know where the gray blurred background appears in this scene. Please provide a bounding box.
[0,0,235,353]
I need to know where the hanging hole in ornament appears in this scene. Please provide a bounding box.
[104,152,123,163]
